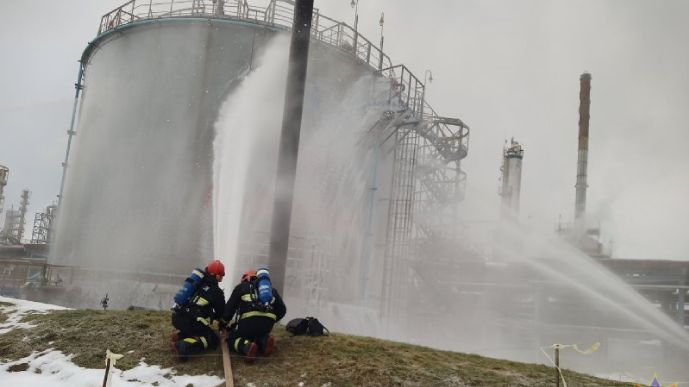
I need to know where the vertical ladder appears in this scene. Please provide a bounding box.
[381,126,418,324]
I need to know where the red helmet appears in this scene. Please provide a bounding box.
[206,260,225,277]
[241,270,257,283]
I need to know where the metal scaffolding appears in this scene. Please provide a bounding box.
[376,65,470,321]
[31,204,58,244]
[0,189,30,245]
[381,126,418,320]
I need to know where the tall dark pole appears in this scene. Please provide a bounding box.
[268,0,314,294]
[351,0,359,52]
[575,72,591,223]
[58,62,85,208]
[378,12,385,70]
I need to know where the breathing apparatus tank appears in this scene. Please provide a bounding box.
[173,268,205,307]
[256,268,273,307]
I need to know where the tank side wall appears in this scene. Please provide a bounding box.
[51,21,272,274]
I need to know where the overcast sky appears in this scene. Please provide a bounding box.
[1,0,687,259]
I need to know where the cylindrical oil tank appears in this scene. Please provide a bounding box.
[50,3,387,308]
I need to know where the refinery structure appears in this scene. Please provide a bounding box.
[1,0,689,380]
[28,0,469,314]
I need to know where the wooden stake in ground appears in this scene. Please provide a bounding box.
[219,330,235,387]
[101,349,123,387]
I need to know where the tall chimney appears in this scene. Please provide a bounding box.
[575,72,591,221]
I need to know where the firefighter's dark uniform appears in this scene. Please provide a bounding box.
[171,271,225,357]
[222,281,287,355]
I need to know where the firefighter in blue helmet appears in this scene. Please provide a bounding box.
[222,267,287,363]
[171,259,226,361]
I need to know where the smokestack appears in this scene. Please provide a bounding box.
[575,72,591,221]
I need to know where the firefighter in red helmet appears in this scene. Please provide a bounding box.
[241,269,257,283]
[222,267,286,364]
[171,259,226,361]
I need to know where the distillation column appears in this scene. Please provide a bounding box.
[499,138,524,220]
[0,165,7,217]
[17,189,30,243]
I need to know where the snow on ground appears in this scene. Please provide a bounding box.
[0,296,224,387]
[0,295,69,334]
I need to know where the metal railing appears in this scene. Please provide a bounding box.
[378,64,469,147]
[98,0,392,71]
[378,64,425,118]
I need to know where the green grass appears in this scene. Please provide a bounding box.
[0,308,628,386]
[0,301,14,324]
[0,311,8,324]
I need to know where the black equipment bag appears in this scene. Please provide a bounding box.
[286,317,329,336]
[286,318,309,335]
[306,317,329,336]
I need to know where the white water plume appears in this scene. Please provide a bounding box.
[381,185,689,380]
[209,29,689,383]
[243,69,689,378]
[212,36,289,286]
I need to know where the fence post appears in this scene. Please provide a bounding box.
[555,346,560,387]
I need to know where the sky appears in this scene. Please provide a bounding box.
[1,0,688,259]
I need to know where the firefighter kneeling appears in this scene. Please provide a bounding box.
[171,260,226,361]
[222,268,287,363]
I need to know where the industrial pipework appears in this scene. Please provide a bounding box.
[17,189,30,243]
[575,72,591,222]
[0,165,7,216]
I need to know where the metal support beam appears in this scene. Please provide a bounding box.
[268,0,314,294]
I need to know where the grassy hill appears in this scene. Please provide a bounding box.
[0,306,627,386]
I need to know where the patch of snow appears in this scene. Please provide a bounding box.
[120,360,223,386]
[0,350,223,387]
[0,297,224,387]
[0,296,69,334]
